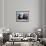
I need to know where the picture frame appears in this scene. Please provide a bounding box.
[16,11,29,22]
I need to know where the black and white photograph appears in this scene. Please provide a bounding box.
[0,0,46,46]
[16,11,29,22]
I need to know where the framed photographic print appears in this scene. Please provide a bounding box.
[16,11,29,22]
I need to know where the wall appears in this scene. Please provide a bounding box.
[45,0,46,37]
[42,0,46,37]
[0,0,3,33]
[4,0,42,32]
[0,0,3,27]
[45,0,46,25]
